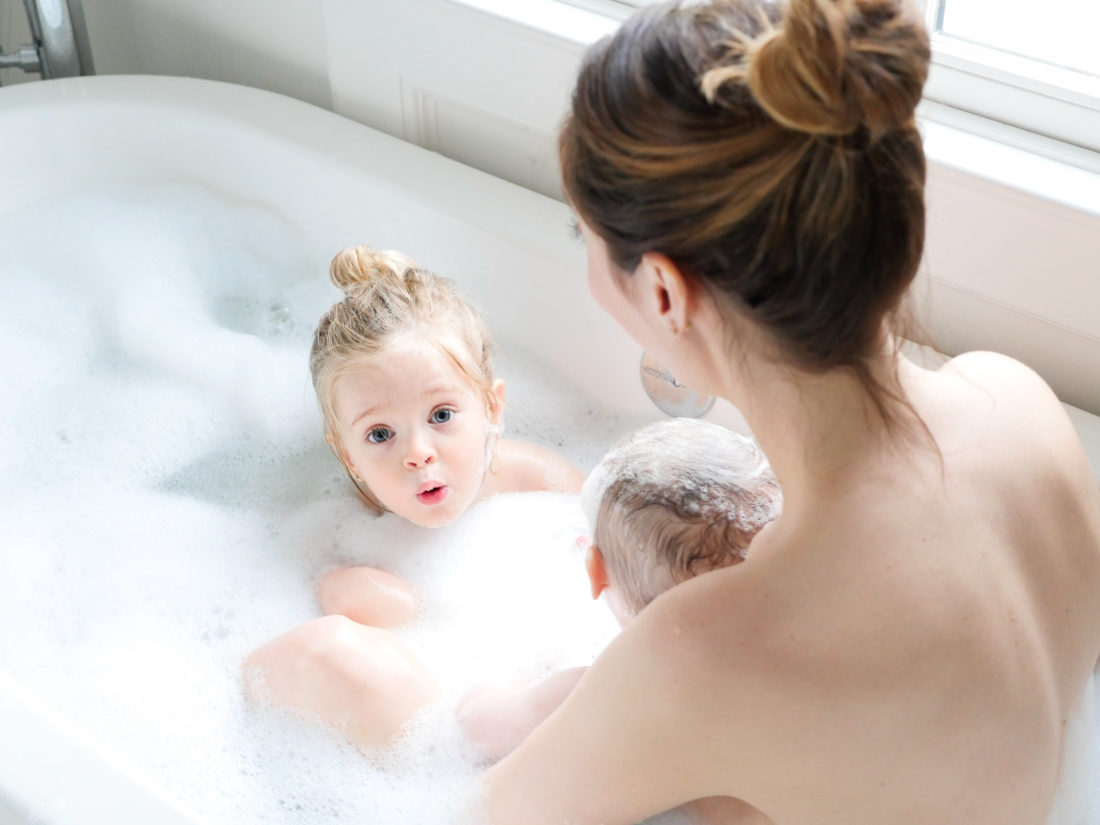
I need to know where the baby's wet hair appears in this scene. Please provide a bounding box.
[310,246,498,510]
[583,418,781,614]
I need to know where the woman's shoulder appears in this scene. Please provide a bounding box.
[936,350,1098,513]
[937,350,1073,444]
[941,350,1052,396]
[636,562,794,691]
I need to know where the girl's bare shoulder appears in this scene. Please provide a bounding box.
[495,438,585,494]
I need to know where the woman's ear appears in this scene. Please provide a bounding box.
[585,544,610,601]
[638,252,694,336]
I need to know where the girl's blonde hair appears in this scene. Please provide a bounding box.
[310,246,497,510]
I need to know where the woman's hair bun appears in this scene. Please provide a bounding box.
[329,246,418,294]
[704,0,930,139]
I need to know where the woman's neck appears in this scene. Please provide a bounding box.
[716,342,925,523]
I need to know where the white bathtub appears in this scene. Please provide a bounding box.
[1,75,1099,825]
[0,73,699,825]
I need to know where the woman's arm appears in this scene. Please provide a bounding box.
[456,667,588,760]
[484,598,731,825]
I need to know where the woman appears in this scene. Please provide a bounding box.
[485,1,1100,823]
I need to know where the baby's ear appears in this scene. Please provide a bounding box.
[585,544,610,601]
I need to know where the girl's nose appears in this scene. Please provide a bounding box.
[404,434,436,469]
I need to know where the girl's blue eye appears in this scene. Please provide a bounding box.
[367,427,394,444]
[430,408,453,425]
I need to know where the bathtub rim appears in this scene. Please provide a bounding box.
[0,671,200,824]
[0,73,579,271]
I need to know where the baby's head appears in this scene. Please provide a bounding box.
[310,246,504,527]
[580,419,781,623]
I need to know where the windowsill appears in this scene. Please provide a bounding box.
[918,101,1100,219]
[448,0,1100,221]
[446,0,622,46]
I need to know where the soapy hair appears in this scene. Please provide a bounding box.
[560,0,931,434]
[310,246,497,511]
[582,418,781,614]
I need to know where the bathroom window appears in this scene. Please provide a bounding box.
[936,0,1099,77]
[924,0,1100,155]
[595,0,1100,157]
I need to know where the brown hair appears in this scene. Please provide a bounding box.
[310,246,497,511]
[560,0,931,429]
[583,419,781,614]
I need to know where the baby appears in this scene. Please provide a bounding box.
[244,246,584,744]
[456,417,782,759]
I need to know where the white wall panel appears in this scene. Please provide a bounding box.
[324,0,587,198]
[925,164,1100,340]
[402,83,562,199]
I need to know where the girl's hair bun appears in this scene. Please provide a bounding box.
[329,246,418,295]
[703,0,930,139]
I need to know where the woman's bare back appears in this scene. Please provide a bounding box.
[670,352,1100,825]
[487,353,1100,825]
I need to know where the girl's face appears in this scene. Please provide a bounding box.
[331,337,500,528]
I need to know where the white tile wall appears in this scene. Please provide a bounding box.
[79,0,331,108]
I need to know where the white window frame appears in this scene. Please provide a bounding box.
[564,0,1100,167]
[921,1,1100,159]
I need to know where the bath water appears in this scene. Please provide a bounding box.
[0,183,677,824]
[7,182,1094,825]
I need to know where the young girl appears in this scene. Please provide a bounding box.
[244,245,584,745]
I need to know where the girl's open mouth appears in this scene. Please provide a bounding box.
[416,484,448,505]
